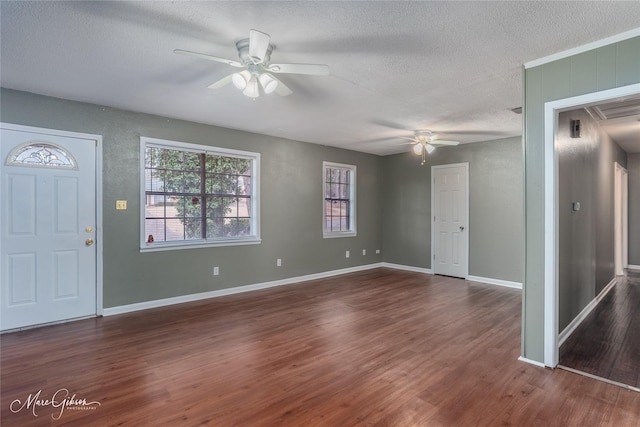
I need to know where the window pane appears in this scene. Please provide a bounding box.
[164,218,186,241]
[144,139,257,246]
[145,218,165,242]
[224,198,239,218]
[237,175,251,196]
[182,171,201,194]
[206,218,225,239]
[323,163,355,235]
[183,218,202,240]
[237,197,250,217]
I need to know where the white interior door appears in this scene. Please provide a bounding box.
[1,127,97,330]
[432,163,469,278]
[614,162,629,275]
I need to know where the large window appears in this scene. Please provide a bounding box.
[141,137,260,251]
[323,161,356,238]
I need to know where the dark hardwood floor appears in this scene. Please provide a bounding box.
[560,270,640,389]
[2,268,639,426]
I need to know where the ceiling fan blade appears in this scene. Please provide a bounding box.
[249,29,271,64]
[174,49,243,68]
[269,74,293,96]
[430,140,460,146]
[207,74,234,90]
[267,63,330,76]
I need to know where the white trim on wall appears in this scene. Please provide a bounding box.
[628,265,640,271]
[467,275,522,290]
[104,263,383,316]
[542,83,640,368]
[558,277,617,346]
[518,356,546,369]
[103,262,521,318]
[524,28,640,69]
[380,263,433,275]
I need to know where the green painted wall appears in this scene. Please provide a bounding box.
[381,137,523,283]
[523,36,640,362]
[0,88,383,308]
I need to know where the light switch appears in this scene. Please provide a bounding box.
[572,202,580,212]
[116,200,127,210]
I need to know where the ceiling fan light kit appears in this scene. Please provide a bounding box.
[408,130,459,165]
[175,29,329,99]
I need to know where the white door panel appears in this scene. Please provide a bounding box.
[432,163,468,278]
[1,128,97,330]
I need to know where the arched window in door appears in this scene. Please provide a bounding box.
[6,141,77,170]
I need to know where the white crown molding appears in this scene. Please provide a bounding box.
[524,27,640,69]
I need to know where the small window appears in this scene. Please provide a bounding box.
[323,161,356,238]
[141,137,260,251]
[6,142,77,169]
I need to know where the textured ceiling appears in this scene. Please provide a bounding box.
[1,1,639,155]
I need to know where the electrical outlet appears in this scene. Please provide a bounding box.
[345,250,350,258]
[213,266,219,276]
[376,249,380,254]
[115,200,127,210]
[362,249,366,256]
[277,258,282,267]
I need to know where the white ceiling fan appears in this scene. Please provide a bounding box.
[404,130,460,164]
[174,29,330,98]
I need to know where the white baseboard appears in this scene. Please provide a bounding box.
[104,263,383,316]
[627,264,640,272]
[518,356,547,369]
[467,275,522,290]
[379,265,522,291]
[380,262,432,275]
[558,277,617,347]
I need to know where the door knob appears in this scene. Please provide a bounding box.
[85,238,94,246]
[459,226,465,231]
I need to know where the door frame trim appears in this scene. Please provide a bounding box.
[0,122,104,316]
[614,162,629,275]
[431,162,469,278]
[542,83,640,367]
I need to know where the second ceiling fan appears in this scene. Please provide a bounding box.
[175,29,330,98]
[405,130,460,165]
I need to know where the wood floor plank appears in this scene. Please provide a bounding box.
[2,268,639,426]
[560,270,640,388]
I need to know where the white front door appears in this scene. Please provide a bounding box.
[432,163,468,278]
[1,127,97,330]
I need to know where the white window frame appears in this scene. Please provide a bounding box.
[140,136,261,252]
[323,161,357,238]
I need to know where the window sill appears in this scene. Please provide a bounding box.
[140,238,261,253]
[323,232,357,239]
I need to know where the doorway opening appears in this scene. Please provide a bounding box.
[542,83,640,388]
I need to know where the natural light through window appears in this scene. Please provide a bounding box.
[323,161,356,238]
[140,137,260,251]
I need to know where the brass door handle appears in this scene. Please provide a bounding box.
[85,238,94,246]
